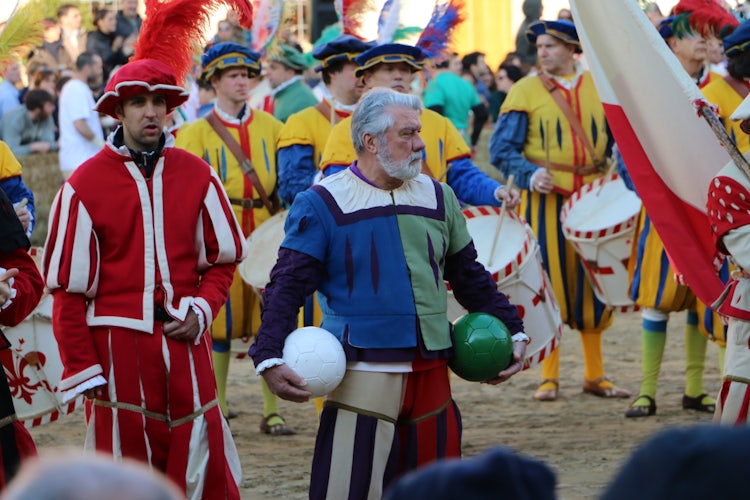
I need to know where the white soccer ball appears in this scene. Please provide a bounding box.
[282,327,346,398]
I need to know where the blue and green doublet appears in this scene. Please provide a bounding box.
[280,167,471,352]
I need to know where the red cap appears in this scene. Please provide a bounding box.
[95,59,189,119]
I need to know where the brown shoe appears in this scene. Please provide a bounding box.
[583,377,631,398]
[534,379,559,401]
[259,413,296,436]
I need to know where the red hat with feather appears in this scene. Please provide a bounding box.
[95,0,254,119]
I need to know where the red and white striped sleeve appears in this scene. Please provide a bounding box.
[42,183,100,296]
[42,183,105,400]
[191,169,248,328]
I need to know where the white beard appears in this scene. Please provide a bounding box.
[378,149,422,181]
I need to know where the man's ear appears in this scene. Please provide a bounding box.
[362,132,379,154]
[114,103,124,121]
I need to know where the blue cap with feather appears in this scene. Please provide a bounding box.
[354,43,425,77]
[724,19,750,57]
[313,34,376,72]
[201,42,261,81]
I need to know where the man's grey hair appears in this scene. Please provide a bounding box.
[351,88,422,154]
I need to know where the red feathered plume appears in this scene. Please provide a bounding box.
[673,0,739,38]
[133,0,254,84]
[336,0,378,41]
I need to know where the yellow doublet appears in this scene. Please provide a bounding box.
[702,78,750,154]
[278,105,335,170]
[321,108,470,177]
[502,72,608,195]
[0,141,22,179]
[510,72,612,331]
[176,108,283,342]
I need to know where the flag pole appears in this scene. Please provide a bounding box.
[695,100,750,180]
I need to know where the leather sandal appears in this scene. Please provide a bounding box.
[682,393,716,413]
[534,379,559,401]
[259,413,296,436]
[625,395,656,418]
[582,376,631,398]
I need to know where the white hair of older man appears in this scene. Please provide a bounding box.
[351,87,422,154]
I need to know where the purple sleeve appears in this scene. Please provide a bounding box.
[444,241,525,335]
[248,248,325,366]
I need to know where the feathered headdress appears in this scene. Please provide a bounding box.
[96,0,254,119]
[0,0,44,68]
[416,0,465,62]
[133,0,254,85]
[336,0,380,41]
[251,0,283,54]
[672,0,739,40]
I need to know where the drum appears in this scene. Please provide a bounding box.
[447,206,563,371]
[1,294,82,428]
[560,173,642,309]
[238,210,289,291]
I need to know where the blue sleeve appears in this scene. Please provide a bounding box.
[0,176,35,234]
[488,111,540,190]
[278,144,316,205]
[322,164,347,178]
[615,147,636,192]
[446,156,501,207]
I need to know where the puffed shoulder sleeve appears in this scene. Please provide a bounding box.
[195,168,248,270]
[43,183,100,297]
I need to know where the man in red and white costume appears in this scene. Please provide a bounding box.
[706,94,750,426]
[42,57,247,499]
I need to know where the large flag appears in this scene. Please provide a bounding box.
[569,0,729,306]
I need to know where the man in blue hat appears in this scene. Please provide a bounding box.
[174,43,290,435]
[490,19,630,402]
[277,34,375,205]
[320,42,519,208]
[703,18,750,154]
[263,44,318,123]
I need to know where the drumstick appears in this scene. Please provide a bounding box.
[487,174,515,268]
[595,157,619,197]
[14,198,28,210]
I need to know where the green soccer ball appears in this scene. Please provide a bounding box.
[449,312,514,382]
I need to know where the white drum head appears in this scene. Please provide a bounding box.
[239,211,288,289]
[562,176,641,234]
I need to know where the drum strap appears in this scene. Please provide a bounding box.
[205,113,280,215]
[723,75,750,100]
[538,73,604,170]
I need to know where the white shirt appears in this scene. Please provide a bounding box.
[58,79,104,173]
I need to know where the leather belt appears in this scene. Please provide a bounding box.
[529,159,598,176]
[228,197,265,209]
[154,306,174,323]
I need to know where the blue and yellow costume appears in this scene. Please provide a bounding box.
[277,35,375,205]
[0,141,35,236]
[175,43,286,427]
[489,20,626,399]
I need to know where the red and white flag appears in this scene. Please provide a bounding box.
[569,0,728,306]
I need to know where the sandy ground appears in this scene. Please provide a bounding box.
[27,309,722,499]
